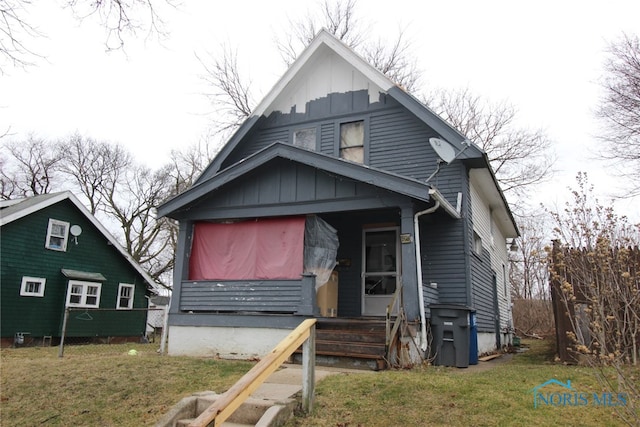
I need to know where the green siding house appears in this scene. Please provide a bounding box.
[0,191,160,347]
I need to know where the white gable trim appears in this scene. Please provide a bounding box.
[252,29,394,119]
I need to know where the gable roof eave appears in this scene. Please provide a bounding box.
[0,191,166,291]
[158,142,433,219]
[195,115,261,185]
[386,86,484,160]
[468,154,520,238]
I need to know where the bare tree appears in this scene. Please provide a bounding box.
[64,0,177,51]
[275,0,362,67]
[1,0,176,73]
[275,0,419,92]
[197,45,255,137]
[596,32,640,197]
[509,211,555,337]
[426,87,555,202]
[166,138,218,196]
[510,213,550,300]
[0,0,43,72]
[0,135,62,198]
[200,0,421,135]
[99,162,175,281]
[58,133,132,214]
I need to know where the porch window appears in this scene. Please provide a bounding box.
[117,283,135,309]
[293,127,317,150]
[20,276,46,297]
[45,218,70,251]
[66,280,101,308]
[339,120,364,163]
[189,217,306,280]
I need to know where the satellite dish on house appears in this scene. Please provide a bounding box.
[70,225,82,237]
[70,225,82,244]
[429,138,456,164]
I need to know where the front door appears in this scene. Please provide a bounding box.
[362,227,400,316]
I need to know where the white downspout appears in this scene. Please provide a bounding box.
[414,201,440,352]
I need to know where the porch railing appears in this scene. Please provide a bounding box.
[385,281,405,363]
[179,274,317,315]
[188,319,317,427]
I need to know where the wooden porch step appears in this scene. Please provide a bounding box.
[316,329,385,344]
[298,318,389,362]
[315,340,386,359]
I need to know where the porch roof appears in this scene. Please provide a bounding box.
[158,142,435,219]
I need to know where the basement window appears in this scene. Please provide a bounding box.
[20,276,46,297]
[339,120,364,163]
[45,218,70,251]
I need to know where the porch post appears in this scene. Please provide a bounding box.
[296,273,318,316]
[169,221,192,316]
[400,204,419,320]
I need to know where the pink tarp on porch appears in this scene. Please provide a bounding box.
[189,217,306,280]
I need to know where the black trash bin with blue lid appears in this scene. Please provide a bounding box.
[469,309,478,365]
[429,304,475,368]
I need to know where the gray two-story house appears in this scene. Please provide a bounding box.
[158,30,518,367]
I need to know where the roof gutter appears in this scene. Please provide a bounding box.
[429,188,461,219]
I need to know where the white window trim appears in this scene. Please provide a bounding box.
[20,276,46,297]
[117,283,135,310]
[66,280,102,308]
[45,218,70,251]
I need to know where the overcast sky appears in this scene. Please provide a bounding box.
[1,0,639,218]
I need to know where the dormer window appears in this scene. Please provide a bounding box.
[340,120,364,163]
[45,219,70,251]
[293,127,317,150]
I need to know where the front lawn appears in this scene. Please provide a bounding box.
[1,340,636,426]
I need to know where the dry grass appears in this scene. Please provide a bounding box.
[285,340,635,427]
[0,343,253,426]
[1,340,636,426]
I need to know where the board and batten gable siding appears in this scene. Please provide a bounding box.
[0,199,148,338]
[181,158,409,221]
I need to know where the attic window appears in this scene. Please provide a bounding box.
[340,120,364,163]
[293,127,316,150]
[45,219,70,251]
